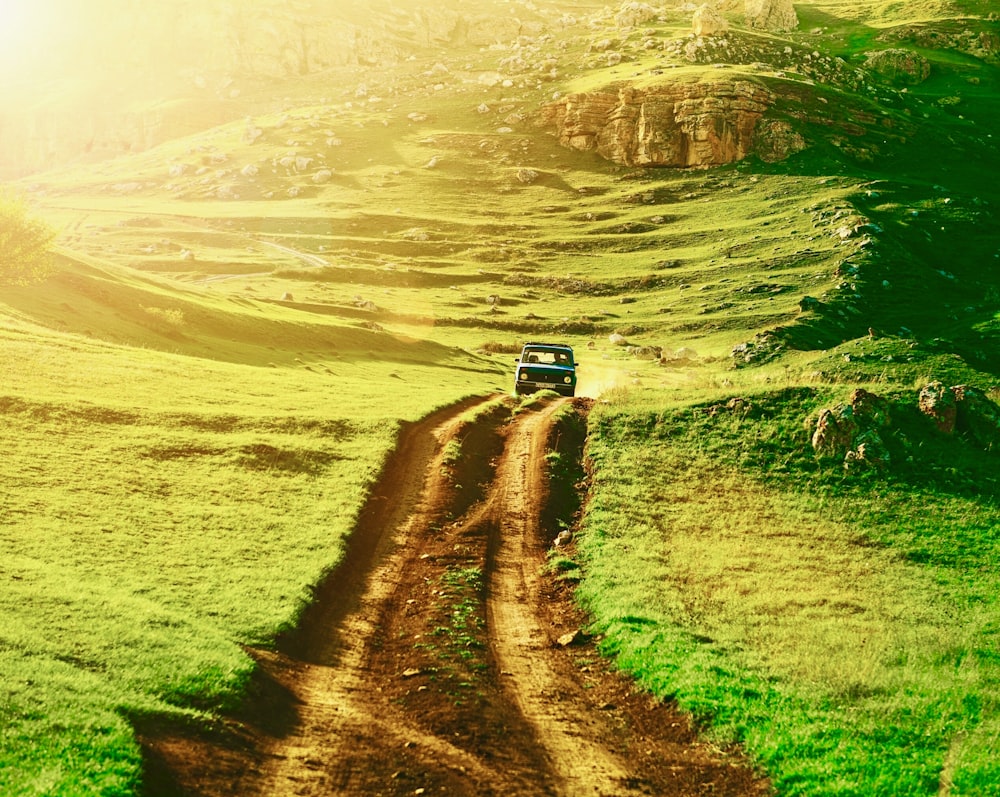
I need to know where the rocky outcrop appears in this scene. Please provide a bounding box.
[812,388,892,470]
[919,382,1000,448]
[539,80,794,168]
[752,119,808,162]
[878,23,1000,66]
[952,385,1000,450]
[812,383,1000,473]
[744,0,798,32]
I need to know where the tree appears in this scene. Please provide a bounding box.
[0,191,56,286]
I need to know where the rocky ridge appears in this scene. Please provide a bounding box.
[537,79,804,167]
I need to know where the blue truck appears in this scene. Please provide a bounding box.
[514,342,577,397]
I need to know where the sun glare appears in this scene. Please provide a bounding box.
[0,0,46,74]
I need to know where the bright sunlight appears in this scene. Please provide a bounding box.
[0,0,50,74]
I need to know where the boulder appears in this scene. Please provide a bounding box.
[918,381,957,434]
[812,389,891,464]
[615,2,660,28]
[952,385,1000,449]
[849,388,891,428]
[812,405,859,458]
[692,5,729,37]
[844,429,891,472]
[628,345,662,360]
[752,119,807,163]
[865,48,931,85]
[744,0,798,31]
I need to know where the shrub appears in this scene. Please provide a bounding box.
[0,190,56,286]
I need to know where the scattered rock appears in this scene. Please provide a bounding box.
[811,405,859,459]
[699,397,752,416]
[627,345,662,360]
[556,629,584,647]
[732,330,783,366]
[813,384,1000,473]
[609,333,629,346]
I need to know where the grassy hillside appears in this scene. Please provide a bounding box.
[0,253,499,795]
[2,0,999,794]
[581,381,1000,795]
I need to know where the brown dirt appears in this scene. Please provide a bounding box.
[139,396,772,797]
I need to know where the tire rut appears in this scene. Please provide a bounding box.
[140,395,771,797]
[486,402,636,795]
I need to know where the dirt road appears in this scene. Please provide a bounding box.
[142,396,769,796]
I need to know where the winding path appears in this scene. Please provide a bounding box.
[142,396,769,797]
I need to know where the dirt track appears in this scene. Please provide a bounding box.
[141,396,770,796]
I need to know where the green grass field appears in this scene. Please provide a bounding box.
[580,384,1000,795]
[2,0,1000,793]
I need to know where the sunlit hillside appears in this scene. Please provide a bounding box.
[2,0,999,795]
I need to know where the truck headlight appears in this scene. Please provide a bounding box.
[519,371,528,380]
[564,376,571,384]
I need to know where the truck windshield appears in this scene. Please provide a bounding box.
[524,350,571,365]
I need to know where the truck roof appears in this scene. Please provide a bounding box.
[522,342,573,350]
